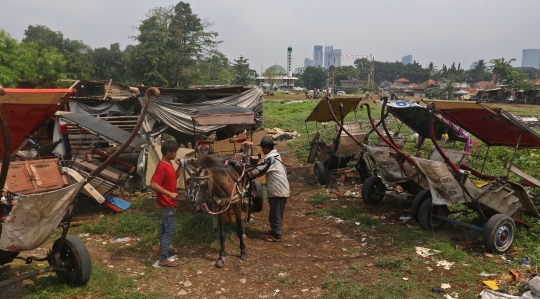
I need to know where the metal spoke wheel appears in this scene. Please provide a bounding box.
[418,197,449,231]
[361,176,386,205]
[51,235,92,286]
[355,157,372,182]
[313,161,327,186]
[411,190,431,221]
[483,214,515,254]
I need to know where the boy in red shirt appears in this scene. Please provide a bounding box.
[150,140,184,267]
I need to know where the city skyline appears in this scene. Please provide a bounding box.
[1,0,539,72]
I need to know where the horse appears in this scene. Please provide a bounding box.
[185,155,253,268]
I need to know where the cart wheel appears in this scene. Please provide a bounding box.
[52,235,92,286]
[251,180,264,213]
[412,190,431,221]
[314,161,327,185]
[418,198,449,231]
[355,158,372,181]
[483,214,515,254]
[361,176,386,205]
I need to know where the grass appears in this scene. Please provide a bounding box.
[25,264,167,299]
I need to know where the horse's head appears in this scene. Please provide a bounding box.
[186,163,212,205]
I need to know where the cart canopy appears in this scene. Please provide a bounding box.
[191,105,255,126]
[426,100,540,148]
[305,98,363,123]
[0,88,75,158]
[386,100,471,144]
[58,111,145,149]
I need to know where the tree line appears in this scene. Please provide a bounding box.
[0,2,254,88]
[296,57,537,91]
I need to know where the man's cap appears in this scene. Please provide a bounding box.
[258,135,277,146]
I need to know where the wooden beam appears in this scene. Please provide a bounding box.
[506,163,540,187]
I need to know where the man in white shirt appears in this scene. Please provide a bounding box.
[248,136,290,242]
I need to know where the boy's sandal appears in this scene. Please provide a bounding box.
[158,260,179,267]
[265,236,282,242]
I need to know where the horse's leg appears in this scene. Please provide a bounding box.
[215,213,227,268]
[234,203,247,260]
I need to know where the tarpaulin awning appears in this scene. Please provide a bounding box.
[386,100,471,143]
[58,112,144,149]
[305,98,363,122]
[426,100,540,148]
[191,106,255,126]
[140,87,263,135]
[0,88,75,158]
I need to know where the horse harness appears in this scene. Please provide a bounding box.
[185,158,250,215]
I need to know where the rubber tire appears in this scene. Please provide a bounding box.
[418,198,449,232]
[361,176,386,206]
[314,161,327,185]
[483,214,516,254]
[411,190,431,221]
[52,235,92,286]
[251,180,264,213]
[356,157,372,182]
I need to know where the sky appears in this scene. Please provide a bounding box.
[2,0,540,73]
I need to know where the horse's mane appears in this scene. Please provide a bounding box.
[197,155,224,169]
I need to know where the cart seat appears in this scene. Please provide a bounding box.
[335,121,364,136]
[333,134,366,157]
[427,148,468,166]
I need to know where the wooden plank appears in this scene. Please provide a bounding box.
[506,163,540,187]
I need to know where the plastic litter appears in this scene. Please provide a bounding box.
[479,271,497,277]
[399,216,412,222]
[110,237,131,243]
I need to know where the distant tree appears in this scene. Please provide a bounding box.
[354,58,370,76]
[18,41,67,84]
[442,80,455,100]
[23,25,64,49]
[232,55,254,85]
[0,30,21,86]
[471,59,491,82]
[194,52,231,85]
[130,2,222,87]
[333,66,359,85]
[302,66,327,89]
[489,57,523,84]
[93,43,130,82]
[294,78,304,87]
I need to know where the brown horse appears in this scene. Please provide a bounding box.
[186,155,252,268]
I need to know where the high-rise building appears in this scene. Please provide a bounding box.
[287,46,293,75]
[313,45,323,67]
[304,58,314,68]
[522,49,540,69]
[333,49,342,67]
[402,55,413,65]
[324,46,334,69]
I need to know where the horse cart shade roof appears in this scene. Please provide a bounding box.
[305,98,363,122]
[427,100,540,148]
[58,112,145,149]
[190,106,255,126]
[386,103,469,143]
[0,88,75,158]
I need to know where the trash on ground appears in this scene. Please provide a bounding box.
[415,247,441,257]
[399,216,412,222]
[436,260,454,270]
[479,271,497,277]
[441,283,451,289]
[321,216,344,224]
[520,276,540,299]
[110,237,131,243]
[479,289,519,299]
[483,280,500,290]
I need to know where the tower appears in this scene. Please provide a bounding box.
[287,46,293,76]
[313,45,323,67]
[324,46,334,69]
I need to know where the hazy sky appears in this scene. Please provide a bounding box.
[2,0,540,72]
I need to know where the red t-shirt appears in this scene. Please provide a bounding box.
[151,161,178,208]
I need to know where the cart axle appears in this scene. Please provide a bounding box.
[0,265,54,288]
[434,215,484,233]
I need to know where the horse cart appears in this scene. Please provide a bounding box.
[0,87,159,287]
[183,106,263,268]
[305,97,371,186]
[359,98,471,207]
[413,100,540,253]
